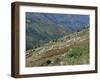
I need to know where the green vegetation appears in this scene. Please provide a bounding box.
[68,48,83,58]
[64,45,89,65]
[26,17,67,50]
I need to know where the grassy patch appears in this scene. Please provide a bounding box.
[64,45,89,65]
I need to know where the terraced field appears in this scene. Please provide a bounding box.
[26,28,89,67]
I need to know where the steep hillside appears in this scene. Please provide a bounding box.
[26,27,89,67]
[26,12,89,50]
[26,13,67,50]
[43,13,89,32]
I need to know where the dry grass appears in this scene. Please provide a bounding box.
[26,28,89,67]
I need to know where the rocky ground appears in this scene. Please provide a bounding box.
[26,28,89,67]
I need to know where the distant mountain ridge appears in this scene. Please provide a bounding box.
[26,13,89,32]
[26,12,89,50]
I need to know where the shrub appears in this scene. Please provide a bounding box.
[46,60,51,64]
[68,47,82,58]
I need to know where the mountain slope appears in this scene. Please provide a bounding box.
[43,13,89,32]
[26,12,89,50]
[26,13,68,50]
[26,27,89,67]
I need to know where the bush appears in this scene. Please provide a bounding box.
[46,60,51,64]
[68,47,82,58]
